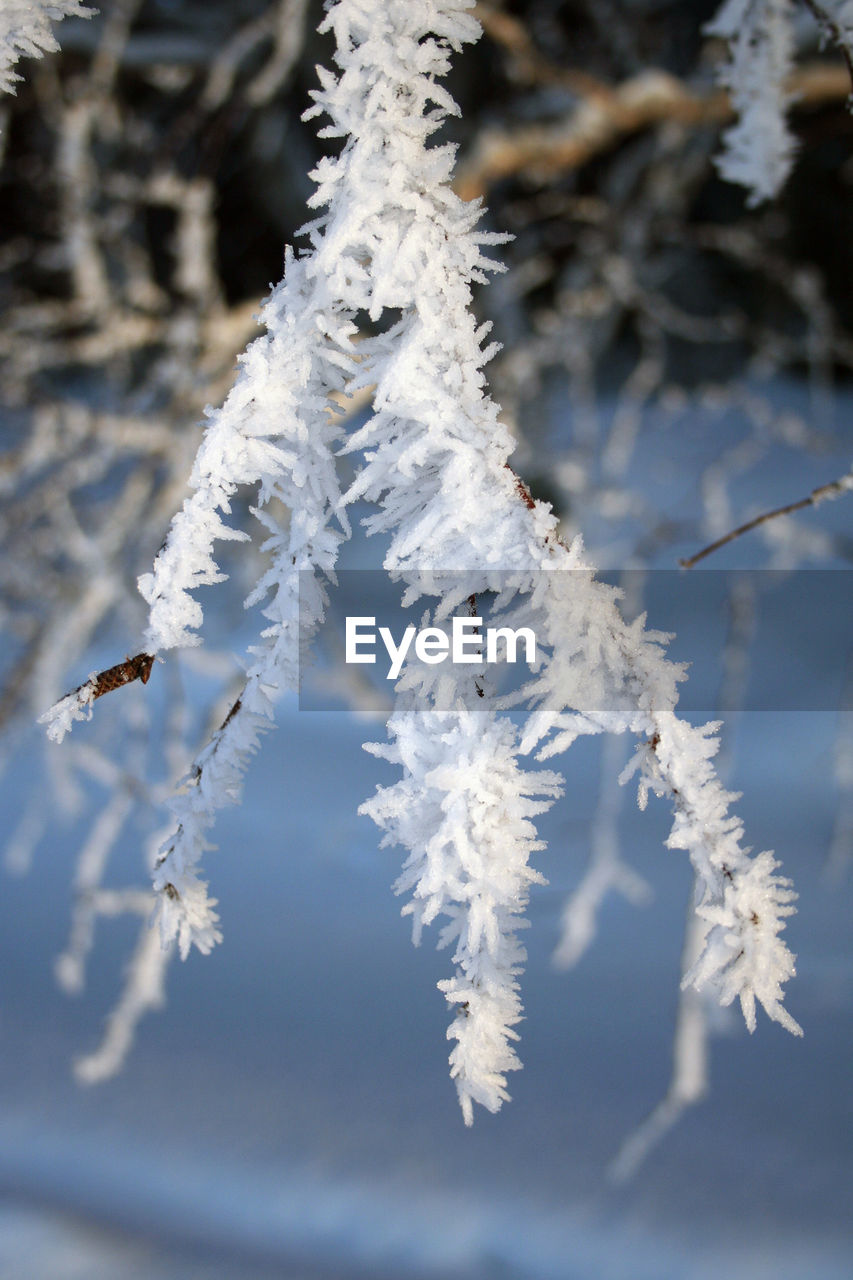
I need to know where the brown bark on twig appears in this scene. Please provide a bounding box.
[76,653,155,703]
[506,463,537,510]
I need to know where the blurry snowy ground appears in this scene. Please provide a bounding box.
[1,383,852,1279]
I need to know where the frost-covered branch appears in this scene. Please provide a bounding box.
[32,0,804,1127]
[706,0,797,206]
[151,0,800,1112]
[364,705,562,1123]
[0,0,94,95]
[140,254,353,954]
[610,574,756,1177]
[304,0,800,1116]
[706,0,853,205]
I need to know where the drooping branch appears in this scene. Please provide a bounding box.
[28,0,806,1130]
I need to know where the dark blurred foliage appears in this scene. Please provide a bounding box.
[2,0,851,347]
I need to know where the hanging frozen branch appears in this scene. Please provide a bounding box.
[0,0,94,95]
[610,572,757,1178]
[706,0,853,205]
[680,466,853,567]
[705,0,798,206]
[32,0,804,1131]
[460,1,853,205]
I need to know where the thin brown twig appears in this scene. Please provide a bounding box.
[680,471,853,568]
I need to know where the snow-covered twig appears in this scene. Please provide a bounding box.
[0,0,94,95]
[706,0,853,205]
[38,654,153,744]
[706,0,798,206]
[35,0,804,1125]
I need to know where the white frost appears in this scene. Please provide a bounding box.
[37,677,97,743]
[0,0,94,95]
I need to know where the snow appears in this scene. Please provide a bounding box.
[37,683,96,745]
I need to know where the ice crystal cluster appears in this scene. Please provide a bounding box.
[707,0,797,205]
[0,0,92,95]
[707,0,853,205]
[40,0,804,1123]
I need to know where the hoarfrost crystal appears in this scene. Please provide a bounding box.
[38,0,803,1126]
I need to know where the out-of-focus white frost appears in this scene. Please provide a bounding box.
[37,677,97,743]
